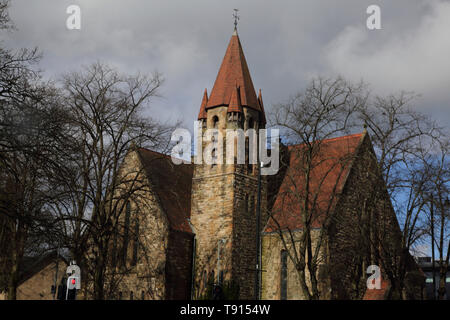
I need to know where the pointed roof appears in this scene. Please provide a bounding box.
[227,84,243,113]
[197,88,208,120]
[206,32,260,111]
[258,89,266,124]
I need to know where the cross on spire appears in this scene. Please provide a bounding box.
[233,9,239,31]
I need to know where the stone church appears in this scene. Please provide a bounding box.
[105,29,424,300]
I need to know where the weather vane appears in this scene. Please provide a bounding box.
[233,9,239,30]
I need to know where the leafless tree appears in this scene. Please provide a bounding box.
[49,62,175,299]
[268,77,365,299]
[269,76,446,300]
[357,91,446,299]
[0,0,65,299]
[422,137,449,300]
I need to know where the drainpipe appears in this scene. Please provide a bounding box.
[255,161,263,300]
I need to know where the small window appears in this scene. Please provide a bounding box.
[130,291,134,300]
[248,117,254,129]
[141,290,145,300]
[118,291,122,300]
[213,116,219,129]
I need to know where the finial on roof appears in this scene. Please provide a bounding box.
[233,9,239,33]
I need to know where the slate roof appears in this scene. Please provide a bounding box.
[265,132,366,232]
[137,148,194,234]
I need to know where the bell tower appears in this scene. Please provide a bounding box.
[190,28,267,299]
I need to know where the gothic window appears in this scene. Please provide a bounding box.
[131,216,139,266]
[245,194,249,213]
[130,291,134,300]
[122,201,131,266]
[249,195,255,214]
[141,290,145,300]
[203,270,207,289]
[280,250,288,300]
[245,137,251,172]
[111,230,118,268]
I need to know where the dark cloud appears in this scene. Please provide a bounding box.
[4,0,449,128]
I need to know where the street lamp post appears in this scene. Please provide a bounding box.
[254,161,263,300]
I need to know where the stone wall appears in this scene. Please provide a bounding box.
[16,259,67,300]
[165,229,194,299]
[261,229,325,300]
[103,150,170,300]
[191,105,266,299]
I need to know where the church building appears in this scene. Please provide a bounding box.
[106,28,425,300]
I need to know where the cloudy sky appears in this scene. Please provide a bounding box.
[3,0,450,129]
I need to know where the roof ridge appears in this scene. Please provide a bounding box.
[288,132,365,149]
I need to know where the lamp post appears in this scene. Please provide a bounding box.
[254,161,263,300]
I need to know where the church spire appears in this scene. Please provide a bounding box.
[258,89,267,125]
[205,31,261,113]
[197,88,208,120]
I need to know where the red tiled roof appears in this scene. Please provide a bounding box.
[363,277,390,300]
[206,32,260,112]
[137,148,193,233]
[257,89,266,124]
[265,133,365,232]
[197,89,208,120]
[227,85,243,113]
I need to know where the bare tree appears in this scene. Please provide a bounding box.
[0,0,65,299]
[268,77,365,299]
[50,62,174,299]
[422,137,449,300]
[269,76,445,300]
[357,91,445,299]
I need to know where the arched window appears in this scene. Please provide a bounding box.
[249,195,255,214]
[248,117,254,129]
[122,201,131,266]
[203,270,208,289]
[131,216,139,266]
[130,291,134,300]
[212,116,219,129]
[280,250,288,300]
[245,194,249,213]
[141,290,145,300]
